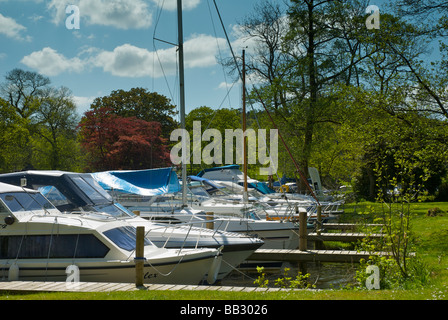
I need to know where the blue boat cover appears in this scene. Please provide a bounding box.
[196,165,275,194]
[249,182,275,194]
[188,175,224,191]
[92,168,180,196]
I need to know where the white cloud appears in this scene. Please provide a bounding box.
[184,34,227,68]
[0,13,31,41]
[19,33,227,78]
[73,95,95,113]
[151,0,201,11]
[47,0,152,29]
[94,44,156,77]
[21,47,85,76]
[94,34,227,78]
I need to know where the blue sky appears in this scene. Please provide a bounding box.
[0,0,400,120]
[0,0,268,117]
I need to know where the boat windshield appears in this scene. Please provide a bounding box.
[71,175,113,204]
[92,203,134,218]
[0,191,55,213]
[189,186,211,200]
[103,226,151,251]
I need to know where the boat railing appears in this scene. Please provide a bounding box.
[140,215,239,251]
[27,213,85,226]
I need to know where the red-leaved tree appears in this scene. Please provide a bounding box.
[78,106,171,171]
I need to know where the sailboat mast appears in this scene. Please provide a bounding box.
[242,49,248,204]
[177,0,187,206]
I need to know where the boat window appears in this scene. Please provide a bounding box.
[103,226,151,251]
[71,176,113,203]
[93,203,133,218]
[0,234,110,259]
[38,186,71,208]
[0,203,7,214]
[0,192,55,213]
[189,187,210,199]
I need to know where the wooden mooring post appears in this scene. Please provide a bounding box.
[135,226,145,288]
[298,206,307,274]
[315,205,323,250]
[298,208,307,251]
[206,212,214,230]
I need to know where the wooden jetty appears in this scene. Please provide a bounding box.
[307,232,383,242]
[322,223,383,231]
[247,249,391,263]
[0,281,289,293]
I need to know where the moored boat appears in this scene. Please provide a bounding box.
[0,182,220,285]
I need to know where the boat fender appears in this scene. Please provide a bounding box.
[8,262,19,281]
[206,246,224,285]
[206,255,222,285]
[4,216,14,225]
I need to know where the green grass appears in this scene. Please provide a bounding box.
[1,200,448,300]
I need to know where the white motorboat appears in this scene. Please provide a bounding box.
[90,169,300,252]
[196,165,343,222]
[0,170,264,281]
[0,182,220,285]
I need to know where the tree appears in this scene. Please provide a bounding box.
[230,0,373,188]
[89,88,178,140]
[78,106,171,171]
[0,68,50,119]
[32,86,81,170]
[185,106,242,174]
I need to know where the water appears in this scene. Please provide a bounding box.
[221,262,358,289]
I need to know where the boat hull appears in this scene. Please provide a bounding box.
[1,251,216,285]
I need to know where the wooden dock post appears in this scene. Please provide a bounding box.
[135,226,145,287]
[298,208,307,251]
[298,207,307,274]
[315,205,323,250]
[206,212,214,230]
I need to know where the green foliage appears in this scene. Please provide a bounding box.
[89,88,178,140]
[254,266,315,290]
[353,169,432,290]
[253,266,269,288]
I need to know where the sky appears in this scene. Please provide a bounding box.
[0,0,269,118]
[0,0,397,121]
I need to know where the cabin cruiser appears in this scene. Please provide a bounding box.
[0,182,220,284]
[196,165,343,222]
[90,168,300,252]
[0,170,264,281]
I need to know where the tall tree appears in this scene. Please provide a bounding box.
[78,106,170,171]
[0,69,83,171]
[89,88,179,140]
[32,86,81,170]
[231,0,372,188]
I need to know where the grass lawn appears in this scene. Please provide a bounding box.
[1,200,447,300]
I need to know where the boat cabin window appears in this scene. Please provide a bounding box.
[0,234,110,259]
[189,186,210,199]
[38,186,72,209]
[0,192,55,213]
[71,176,113,203]
[0,203,7,214]
[103,226,151,251]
